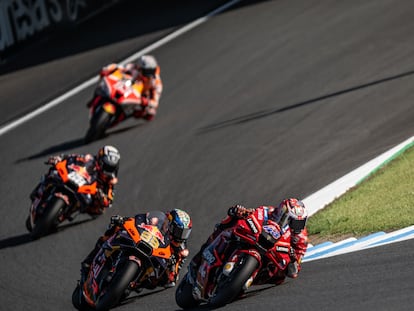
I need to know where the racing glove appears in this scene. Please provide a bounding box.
[110,215,125,226]
[46,155,62,165]
[228,205,254,218]
[100,63,118,77]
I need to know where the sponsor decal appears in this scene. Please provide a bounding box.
[202,248,216,265]
[247,218,258,234]
[138,224,164,244]
[263,224,281,240]
[276,246,289,253]
[257,208,263,220]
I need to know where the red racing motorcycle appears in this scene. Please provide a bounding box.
[175,208,293,309]
[84,68,148,143]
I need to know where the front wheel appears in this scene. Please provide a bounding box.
[209,254,259,308]
[72,284,91,310]
[25,216,32,232]
[95,260,139,311]
[175,273,200,309]
[84,109,111,143]
[30,197,65,239]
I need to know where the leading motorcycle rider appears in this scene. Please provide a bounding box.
[30,145,120,215]
[80,209,192,288]
[189,198,308,285]
[90,54,163,121]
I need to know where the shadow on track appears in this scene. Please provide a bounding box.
[0,217,95,249]
[14,123,144,163]
[0,233,33,249]
[172,284,276,310]
[119,288,169,308]
[197,69,414,134]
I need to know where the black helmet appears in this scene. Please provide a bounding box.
[137,55,158,77]
[97,145,120,179]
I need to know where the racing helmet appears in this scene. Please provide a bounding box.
[271,198,307,233]
[167,209,192,241]
[137,55,158,78]
[97,145,120,180]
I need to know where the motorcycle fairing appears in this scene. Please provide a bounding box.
[81,216,174,307]
[55,160,98,195]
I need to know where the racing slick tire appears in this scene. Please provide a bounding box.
[30,197,65,239]
[95,260,139,311]
[72,283,92,310]
[84,109,111,143]
[175,273,200,309]
[209,254,259,308]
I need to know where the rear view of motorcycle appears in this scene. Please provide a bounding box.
[84,69,148,143]
[175,208,293,309]
[26,159,98,239]
[72,212,175,311]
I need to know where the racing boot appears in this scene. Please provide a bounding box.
[143,113,155,121]
[286,261,299,278]
[80,239,103,278]
[164,271,177,288]
[30,183,42,201]
[80,262,90,281]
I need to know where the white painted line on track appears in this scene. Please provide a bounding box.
[0,0,242,137]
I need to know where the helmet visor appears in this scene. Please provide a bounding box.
[141,67,156,77]
[290,218,306,233]
[101,161,117,178]
[171,226,192,241]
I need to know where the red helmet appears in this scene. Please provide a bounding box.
[271,198,307,233]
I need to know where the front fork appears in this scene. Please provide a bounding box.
[222,249,262,291]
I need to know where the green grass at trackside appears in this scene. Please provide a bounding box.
[307,143,414,242]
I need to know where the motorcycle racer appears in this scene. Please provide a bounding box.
[80,209,192,288]
[189,198,308,285]
[30,145,120,215]
[92,54,163,121]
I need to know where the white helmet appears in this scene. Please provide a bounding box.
[271,198,307,233]
[97,145,120,179]
[137,55,158,77]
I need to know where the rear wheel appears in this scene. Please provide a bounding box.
[30,197,65,239]
[95,260,139,311]
[84,109,111,143]
[209,254,259,308]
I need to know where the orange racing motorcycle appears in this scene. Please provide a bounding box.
[26,159,98,239]
[175,207,294,309]
[72,211,175,311]
[84,68,148,143]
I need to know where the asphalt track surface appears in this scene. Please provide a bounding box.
[1,0,414,310]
